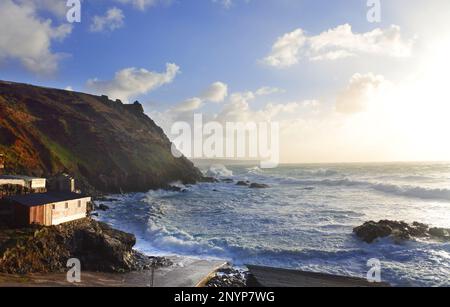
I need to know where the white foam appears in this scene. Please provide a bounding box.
[206,164,233,178]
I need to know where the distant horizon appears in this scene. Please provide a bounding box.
[1,0,450,163]
[2,79,449,166]
[193,158,450,166]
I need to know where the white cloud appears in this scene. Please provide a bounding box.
[336,73,388,114]
[169,81,229,116]
[17,0,68,19]
[255,86,285,96]
[90,7,125,33]
[263,29,307,68]
[87,63,180,102]
[201,81,228,103]
[172,97,203,113]
[0,0,72,75]
[263,24,414,68]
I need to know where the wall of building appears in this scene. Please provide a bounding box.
[29,179,46,190]
[49,197,90,225]
[0,179,25,187]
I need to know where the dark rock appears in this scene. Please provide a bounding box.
[236,181,250,186]
[206,266,248,288]
[97,204,110,211]
[353,221,392,243]
[0,218,153,274]
[148,256,173,268]
[429,227,450,240]
[249,183,270,189]
[354,220,450,243]
[201,177,219,183]
[221,179,234,184]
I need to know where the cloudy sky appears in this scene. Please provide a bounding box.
[1,0,450,163]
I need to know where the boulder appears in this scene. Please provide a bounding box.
[249,183,270,189]
[236,181,250,186]
[221,179,234,184]
[353,221,392,243]
[354,220,450,243]
[0,219,156,274]
[97,204,110,211]
[429,227,450,240]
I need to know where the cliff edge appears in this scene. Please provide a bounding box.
[0,80,203,193]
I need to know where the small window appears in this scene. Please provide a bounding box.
[65,202,69,209]
[78,200,82,208]
[52,204,55,210]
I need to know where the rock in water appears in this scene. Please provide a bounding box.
[249,183,270,189]
[97,204,110,211]
[354,220,450,243]
[353,221,392,243]
[0,218,152,274]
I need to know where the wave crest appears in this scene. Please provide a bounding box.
[282,177,450,201]
[206,164,233,178]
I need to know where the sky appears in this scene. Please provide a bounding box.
[1,0,450,163]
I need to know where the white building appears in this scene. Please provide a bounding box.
[4,192,91,226]
[0,175,46,191]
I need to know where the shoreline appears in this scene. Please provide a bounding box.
[0,257,390,287]
[0,256,228,287]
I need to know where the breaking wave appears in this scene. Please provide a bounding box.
[206,164,233,177]
[281,178,450,201]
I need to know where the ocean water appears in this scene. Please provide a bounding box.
[97,162,450,287]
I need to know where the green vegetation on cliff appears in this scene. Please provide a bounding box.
[0,80,203,192]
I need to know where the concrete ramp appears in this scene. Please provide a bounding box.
[246,265,390,287]
[0,257,227,287]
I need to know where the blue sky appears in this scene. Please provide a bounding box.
[1,0,450,162]
[0,1,413,105]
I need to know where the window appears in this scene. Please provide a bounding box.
[52,204,55,210]
[65,202,69,209]
[78,200,82,208]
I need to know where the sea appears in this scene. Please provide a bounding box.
[96,162,450,287]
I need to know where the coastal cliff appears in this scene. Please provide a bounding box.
[0,80,203,193]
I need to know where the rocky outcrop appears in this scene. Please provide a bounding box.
[205,266,248,288]
[0,80,203,193]
[354,220,450,243]
[235,181,269,189]
[0,218,157,274]
[249,183,270,189]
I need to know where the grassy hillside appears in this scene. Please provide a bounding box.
[0,80,203,193]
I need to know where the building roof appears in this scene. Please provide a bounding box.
[4,192,90,207]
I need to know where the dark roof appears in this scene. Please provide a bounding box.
[4,192,90,207]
